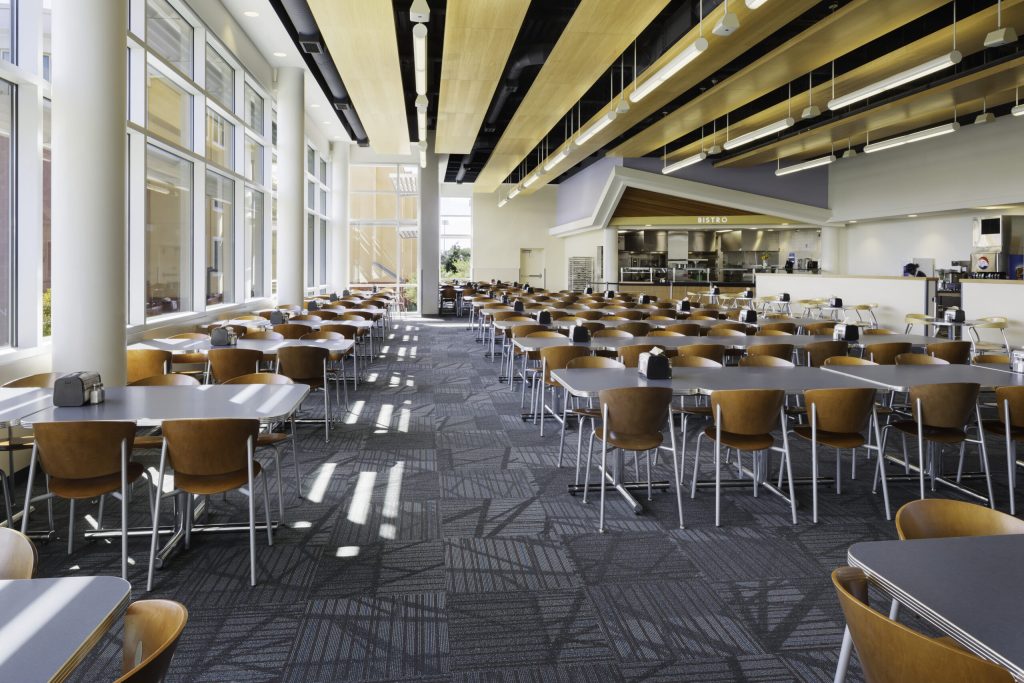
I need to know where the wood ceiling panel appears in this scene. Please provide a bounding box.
[663,0,1024,167]
[435,0,530,154]
[613,188,755,218]
[611,0,950,160]
[715,57,1024,167]
[514,0,819,197]
[309,0,409,154]
[472,0,671,193]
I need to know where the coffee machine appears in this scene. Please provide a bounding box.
[969,217,1012,279]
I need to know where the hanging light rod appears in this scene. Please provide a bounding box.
[863,121,960,153]
[629,37,709,103]
[827,51,961,111]
[774,154,836,176]
[722,117,794,150]
[662,151,707,174]
[575,111,617,146]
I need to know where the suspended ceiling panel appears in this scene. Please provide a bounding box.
[435,0,530,154]
[309,0,410,154]
[473,0,671,193]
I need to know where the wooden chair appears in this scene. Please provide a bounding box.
[127,349,171,384]
[208,348,264,384]
[618,344,674,368]
[666,323,701,336]
[759,322,797,334]
[130,374,201,387]
[243,330,284,341]
[301,332,351,407]
[969,316,1011,356]
[115,599,189,683]
[618,322,652,337]
[747,343,795,362]
[865,342,912,365]
[676,344,726,364]
[648,330,684,337]
[586,387,679,531]
[831,566,1012,683]
[982,386,1024,514]
[23,421,142,579]
[272,323,309,340]
[804,321,837,336]
[927,341,972,365]
[824,356,877,367]
[277,346,334,442]
[290,314,322,322]
[0,373,62,525]
[896,352,948,366]
[0,527,36,579]
[592,329,632,338]
[863,327,896,335]
[537,346,591,461]
[975,353,1011,365]
[804,340,849,368]
[148,419,271,590]
[755,329,793,337]
[167,333,210,379]
[708,322,748,335]
[896,498,1024,540]
[615,310,646,321]
[739,355,794,368]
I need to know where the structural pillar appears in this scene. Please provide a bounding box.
[419,137,440,315]
[819,225,841,274]
[602,226,618,288]
[52,0,128,384]
[329,142,349,293]
[275,68,305,305]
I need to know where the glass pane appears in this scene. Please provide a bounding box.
[244,188,263,298]
[349,165,376,191]
[145,145,192,316]
[440,196,472,216]
[205,172,234,305]
[440,215,471,236]
[319,158,327,183]
[147,66,191,147]
[43,98,51,336]
[307,146,315,175]
[306,214,315,287]
[401,232,418,312]
[43,2,52,79]
[349,225,397,285]
[205,108,234,170]
[147,0,193,75]
[307,180,315,210]
[400,195,418,222]
[244,136,262,184]
[205,44,233,109]
[244,83,263,131]
[320,188,327,215]
[0,1,11,66]
[0,81,12,346]
[319,218,327,285]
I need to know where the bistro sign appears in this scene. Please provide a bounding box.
[697,216,730,224]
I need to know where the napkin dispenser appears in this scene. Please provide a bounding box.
[738,309,757,324]
[501,294,510,305]
[329,293,339,302]
[944,308,966,323]
[742,288,754,298]
[828,296,843,308]
[584,287,594,294]
[676,300,691,312]
[569,325,591,342]
[604,290,616,298]
[833,323,860,342]
[211,326,237,347]
[308,300,319,311]
[525,286,534,294]
[342,289,351,297]
[710,285,721,295]
[1012,350,1024,373]
[639,294,652,305]
[513,300,525,313]
[777,292,791,302]
[638,348,671,380]
[269,310,287,325]
[54,371,103,407]
[537,311,552,325]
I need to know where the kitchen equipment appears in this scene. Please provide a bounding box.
[1012,350,1024,373]
[972,217,1013,275]
[54,372,103,407]
[944,308,965,323]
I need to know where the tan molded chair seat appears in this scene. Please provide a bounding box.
[130,374,201,386]
[863,328,896,335]
[792,426,866,449]
[3,372,61,388]
[747,343,795,361]
[114,598,189,682]
[975,354,1011,364]
[224,373,294,385]
[805,340,850,368]
[824,356,877,367]
[208,348,265,384]
[174,463,262,495]
[739,355,794,368]
[49,463,147,499]
[895,498,1024,540]
[0,528,37,579]
[273,324,310,340]
[702,426,774,451]
[927,341,972,365]
[666,323,701,336]
[127,349,171,384]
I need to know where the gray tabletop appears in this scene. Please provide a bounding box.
[0,576,131,682]
[513,334,837,353]
[855,333,950,348]
[552,366,878,398]
[849,535,1024,678]
[22,384,311,426]
[823,363,1024,391]
[132,338,355,354]
[0,388,56,428]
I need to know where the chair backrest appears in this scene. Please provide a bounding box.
[618,344,660,368]
[598,387,673,442]
[233,315,263,321]
[2,372,61,388]
[909,382,980,430]
[0,528,36,579]
[896,353,948,366]
[863,328,895,335]
[710,389,784,435]
[677,344,725,364]
[169,333,210,340]
[273,323,310,340]
[580,321,605,333]
[670,355,722,368]
[161,418,259,478]
[243,330,284,341]
[896,498,1024,540]
[223,372,294,385]
[566,356,624,369]
[709,321,747,334]
[976,353,1011,364]
[208,348,264,383]
[33,421,138,480]
[805,340,849,368]
[301,331,343,341]
[592,329,632,338]
[491,311,520,322]
[343,310,374,321]
[755,329,793,337]
[926,341,972,365]
[540,346,591,383]
[995,386,1024,429]
[616,310,645,321]
[707,326,746,337]
[130,374,201,387]
[648,330,684,337]
[127,349,171,384]
[509,324,548,339]
[739,355,794,368]
[277,346,330,381]
[867,342,912,365]
[602,316,627,322]
[116,599,189,683]
[804,321,837,335]
[831,566,1012,683]
[525,330,565,339]
[320,324,359,339]
[290,314,322,322]
[666,323,701,336]
[315,310,339,321]
[747,343,794,361]
[759,322,797,334]
[805,387,877,434]
[823,356,877,367]
[574,310,603,320]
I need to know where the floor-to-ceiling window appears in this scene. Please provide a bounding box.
[440,196,471,281]
[348,164,419,311]
[145,145,192,315]
[306,142,330,294]
[0,79,12,347]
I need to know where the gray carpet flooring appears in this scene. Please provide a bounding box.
[27,315,1004,681]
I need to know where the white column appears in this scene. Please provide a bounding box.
[819,225,841,274]
[419,137,439,314]
[275,68,305,305]
[602,226,618,288]
[330,142,349,293]
[52,0,128,384]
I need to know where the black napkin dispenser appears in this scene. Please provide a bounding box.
[54,371,102,407]
[829,296,843,308]
[329,293,339,302]
[537,311,552,325]
[604,290,615,298]
[738,309,757,324]
[308,300,319,311]
[638,351,671,380]
[778,292,790,302]
[639,294,652,304]
[833,323,859,342]
[513,300,525,313]
[710,285,721,295]
[569,325,591,342]
[677,300,691,312]
[584,287,594,294]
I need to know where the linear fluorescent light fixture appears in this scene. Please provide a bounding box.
[575,111,616,146]
[629,37,709,103]
[498,196,508,208]
[745,0,770,7]
[828,51,961,111]
[523,171,542,187]
[863,122,960,154]
[1013,104,1024,117]
[508,185,521,199]
[723,117,794,150]
[775,154,836,176]
[662,151,706,174]
[543,147,571,172]
[413,23,428,95]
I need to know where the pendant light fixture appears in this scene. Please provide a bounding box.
[663,125,707,173]
[984,0,1018,46]
[412,23,428,95]
[629,1,708,103]
[801,72,820,119]
[723,85,794,150]
[576,70,619,146]
[863,121,960,153]
[774,154,835,176]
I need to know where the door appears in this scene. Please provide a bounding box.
[519,248,544,288]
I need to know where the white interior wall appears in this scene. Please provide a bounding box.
[562,229,604,285]
[961,281,1024,348]
[472,186,563,289]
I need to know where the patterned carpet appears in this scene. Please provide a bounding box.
[29,315,1001,681]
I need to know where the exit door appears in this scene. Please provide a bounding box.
[520,249,544,288]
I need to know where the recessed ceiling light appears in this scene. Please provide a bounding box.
[273,52,287,58]
[310,103,320,108]
[243,10,259,18]
[907,214,919,218]
[322,120,331,124]
[848,220,858,224]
